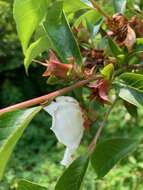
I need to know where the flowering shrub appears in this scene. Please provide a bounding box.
[0,0,143,189]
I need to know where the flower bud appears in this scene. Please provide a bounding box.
[43,51,73,79]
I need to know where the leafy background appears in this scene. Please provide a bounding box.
[1,0,143,190]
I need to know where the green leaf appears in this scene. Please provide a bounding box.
[0,107,41,180]
[86,18,103,38]
[123,101,138,118]
[119,86,143,107]
[24,36,52,72]
[113,0,127,13]
[55,156,89,190]
[108,37,123,57]
[101,63,114,80]
[119,73,143,107]
[13,0,48,53]
[74,10,101,27]
[91,138,138,178]
[43,1,82,65]
[129,38,143,57]
[64,0,90,15]
[120,72,143,92]
[17,179,47,190]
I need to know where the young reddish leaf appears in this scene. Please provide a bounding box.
[88,79,110,104]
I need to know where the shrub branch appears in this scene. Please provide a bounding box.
[88,98,118,155]
[0,76,100,115]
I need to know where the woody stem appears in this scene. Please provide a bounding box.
[88,98,118,155]
[90,0,111,20]
[0,75,100,115]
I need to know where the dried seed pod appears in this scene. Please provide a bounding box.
[107,13,136,51]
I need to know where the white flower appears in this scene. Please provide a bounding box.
[43,96,85,166]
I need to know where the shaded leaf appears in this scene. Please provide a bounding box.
[55,156,89,190]
[0,107,41,180]
[17,179,47,190]
[91,138,138,178]
[43,1,82,65]
[86,18,103,38]
[124,101,138,118]
[108,37,123,57]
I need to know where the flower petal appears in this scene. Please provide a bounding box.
[43,96,85,166]
[61,147,76,167]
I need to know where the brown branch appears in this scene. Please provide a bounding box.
[88,98,118,155]
[90,0,111,20]
[0,76,100,115]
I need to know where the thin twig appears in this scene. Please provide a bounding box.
[32,59,47,67]
[88,98,118,155]
[0,75,100,115]
[90,0,111,20]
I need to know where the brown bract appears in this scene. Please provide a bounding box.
[80,107,91,129]
[82,49,104,78]
[88,79,110,104]
[107,13,136,51]
[82,49,104,69]
[130,16,143,37]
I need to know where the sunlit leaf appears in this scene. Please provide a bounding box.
[64,0,90,15]
[13,0,48,53]
[17,179,47,190]
[0,107,41,180]
[24,36,52,72]
[74,10,101,27]
[101,63,114,80]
